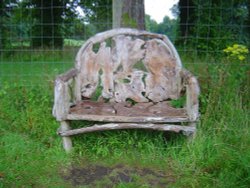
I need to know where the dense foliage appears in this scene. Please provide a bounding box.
[0,0,112,49]
[145,15,178,41]
[178,0,250,54]
[0,0,249,52]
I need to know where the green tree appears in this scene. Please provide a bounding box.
[12,1,34,45]
[157,16,178,41]
[0,1,13,50]
[30,0,112,47]
[247,1,250,47]
[145,14,158,33]
[31,0,65,48]
[145,15,178,42]
[177,0,249,54]
[193,0,249,54]
[78,0,112,32]
[0,1,31,51]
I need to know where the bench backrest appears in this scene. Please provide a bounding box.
[74,28,183,103]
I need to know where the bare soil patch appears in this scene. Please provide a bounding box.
[62,164,175,187]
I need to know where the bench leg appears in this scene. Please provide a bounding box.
[183,122,196,138]
[60,121,72,152]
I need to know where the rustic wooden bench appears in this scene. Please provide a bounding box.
[52,28,200,152]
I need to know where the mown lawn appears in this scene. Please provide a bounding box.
[0,50,249,187]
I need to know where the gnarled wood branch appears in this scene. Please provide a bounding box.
[181,69,200,121]
[144,39,181,102]
[58,123,196,136]
[113,35,145,73]
[53,68,78,121]
[53,79,71,121]
[114,70,148,102]
[67,113,190,123]
[78,43,100,98]
[56,68,78,82]
[97,42,114,98]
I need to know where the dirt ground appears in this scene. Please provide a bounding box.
[62,164,176,187]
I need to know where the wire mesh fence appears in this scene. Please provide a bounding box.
[0,0,249,87]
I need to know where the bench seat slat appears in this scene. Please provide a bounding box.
[67,100,191,123]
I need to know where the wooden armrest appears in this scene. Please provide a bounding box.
[56,68,78,82]
[181,69,200,121]
[53,68,78,121]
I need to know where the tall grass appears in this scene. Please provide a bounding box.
[0,84,73,187]
[0,58,249,187]
[170,64,250,187]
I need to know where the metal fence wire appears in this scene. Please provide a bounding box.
[0,0,249,86]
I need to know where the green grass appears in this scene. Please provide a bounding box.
[0,85,71,187]
[0,61,72,86]
[0,47,77,85]
[0,53,249,187]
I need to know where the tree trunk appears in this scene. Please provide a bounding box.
[113,0,145,30]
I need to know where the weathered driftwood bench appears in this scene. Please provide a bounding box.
[52,28,200,152]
